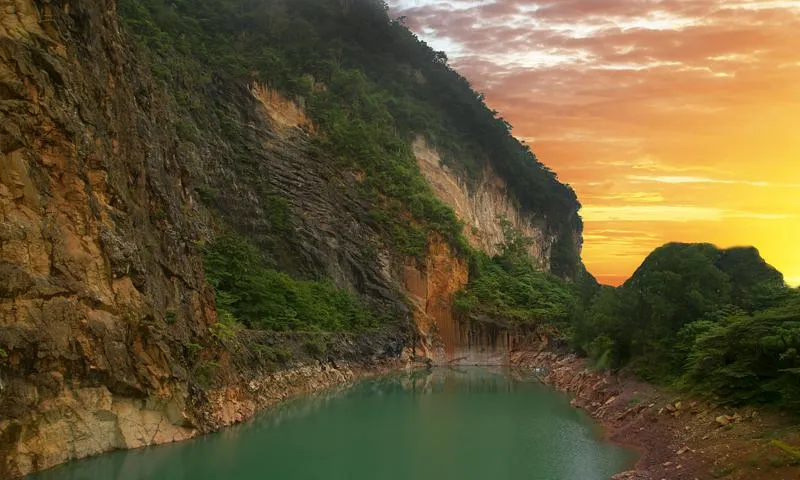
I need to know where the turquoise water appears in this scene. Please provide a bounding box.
[29,367,632,480]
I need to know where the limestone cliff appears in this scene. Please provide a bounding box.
[403,237,468,363]
[413,137,557,269]
[0,0,583,476]
[1,0,215,475]
[0,1,404,477]
[401,236,530,365]
[409,140,580,364]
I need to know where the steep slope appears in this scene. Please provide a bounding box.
[1,1,215,475]
[413,137,556,267]
[113,0,585,357]
[0,0,583,476]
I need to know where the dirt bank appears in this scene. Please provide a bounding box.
[511,350,800,480]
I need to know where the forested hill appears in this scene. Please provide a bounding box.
[119,0,583,276]
[574,243,800,411]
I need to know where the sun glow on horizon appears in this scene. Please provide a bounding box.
[390,0,800,286]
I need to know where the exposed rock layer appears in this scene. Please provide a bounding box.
[403,237,468,362]
[412,137,581,363]
[413,137,555,268]
[0,0,217,476]
[0,0,582,477]
[0,1,408,477]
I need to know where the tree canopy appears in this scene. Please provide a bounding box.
[574,242,798,411]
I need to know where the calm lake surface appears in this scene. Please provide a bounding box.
[29,367,632,480]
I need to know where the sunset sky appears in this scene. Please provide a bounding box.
[389,0,800,286]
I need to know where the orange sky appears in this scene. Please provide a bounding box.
[391,0,800,286]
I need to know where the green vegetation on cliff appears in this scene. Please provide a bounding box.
[118,0,580,269]
[204,235,383,332]
[116,3,799,415]
[574,243,799,411]
[455,220,577,329]
[115,0,584,339]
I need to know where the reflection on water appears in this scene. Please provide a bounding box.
[29,367,632,480]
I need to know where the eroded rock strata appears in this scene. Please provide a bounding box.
[0,0,582,477]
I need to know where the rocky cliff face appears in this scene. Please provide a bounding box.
[403,236,468,362]
[401,236,532,365]
[190,81,406,311]
[1,0,218,475]
[411,138,578,364]
[0,0,406,477]
[414,137,558,269]
[0,0,583,476]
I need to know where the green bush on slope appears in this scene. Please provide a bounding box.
[455,220,581,331]
[203,235,383,332]
[684,294,800,409]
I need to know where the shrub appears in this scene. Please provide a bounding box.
[203,234,383,332]
[303,336,327,357]
[455,223,576,329]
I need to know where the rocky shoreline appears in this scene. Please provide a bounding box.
[9,353,405,480]
[2,325,410,479]
[511,349,678,480]
[511,349,800,480]
[11,341,800,480]
[194,354,407,436]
